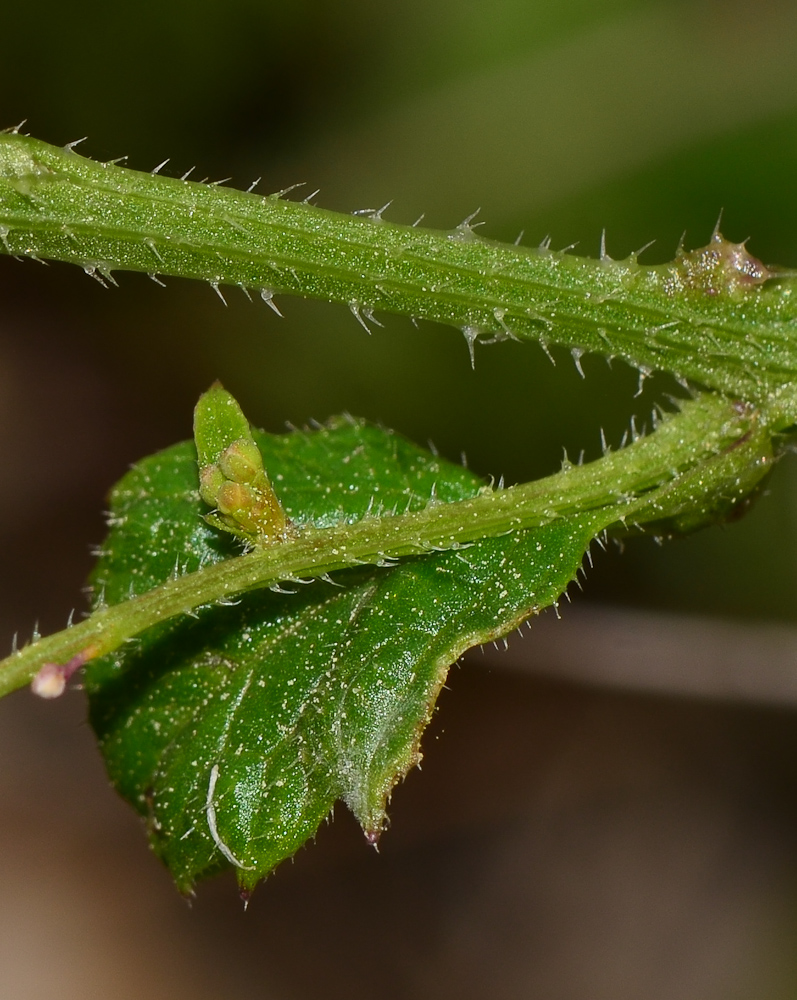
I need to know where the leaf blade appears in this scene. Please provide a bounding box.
[85,417,604,890]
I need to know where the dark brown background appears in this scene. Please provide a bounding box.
[2,1,797,996]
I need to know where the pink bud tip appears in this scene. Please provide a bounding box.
[30,647,97,699]
[31,663,67,699]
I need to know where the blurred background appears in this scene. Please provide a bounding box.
[2,0,797,996]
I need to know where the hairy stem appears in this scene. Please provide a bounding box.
[0,392,773,698]
[2,133,797,414]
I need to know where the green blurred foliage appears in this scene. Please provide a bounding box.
[3,0,797,621]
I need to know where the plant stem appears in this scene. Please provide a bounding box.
[2,133,797,412]
[0,392,773,699]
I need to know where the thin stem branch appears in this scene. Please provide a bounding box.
[0,392,772,698]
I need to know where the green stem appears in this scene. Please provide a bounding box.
[0,392,773,698]
[2,133,797,412]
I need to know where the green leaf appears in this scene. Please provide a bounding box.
[84,416,605,892]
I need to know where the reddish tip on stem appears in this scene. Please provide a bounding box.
[31,645,99,699]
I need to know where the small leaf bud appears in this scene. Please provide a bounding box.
[199,465,226,506]
[216,481,258,519]
[218,438,265,485]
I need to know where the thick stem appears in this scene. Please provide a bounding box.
[2,134,797,413]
